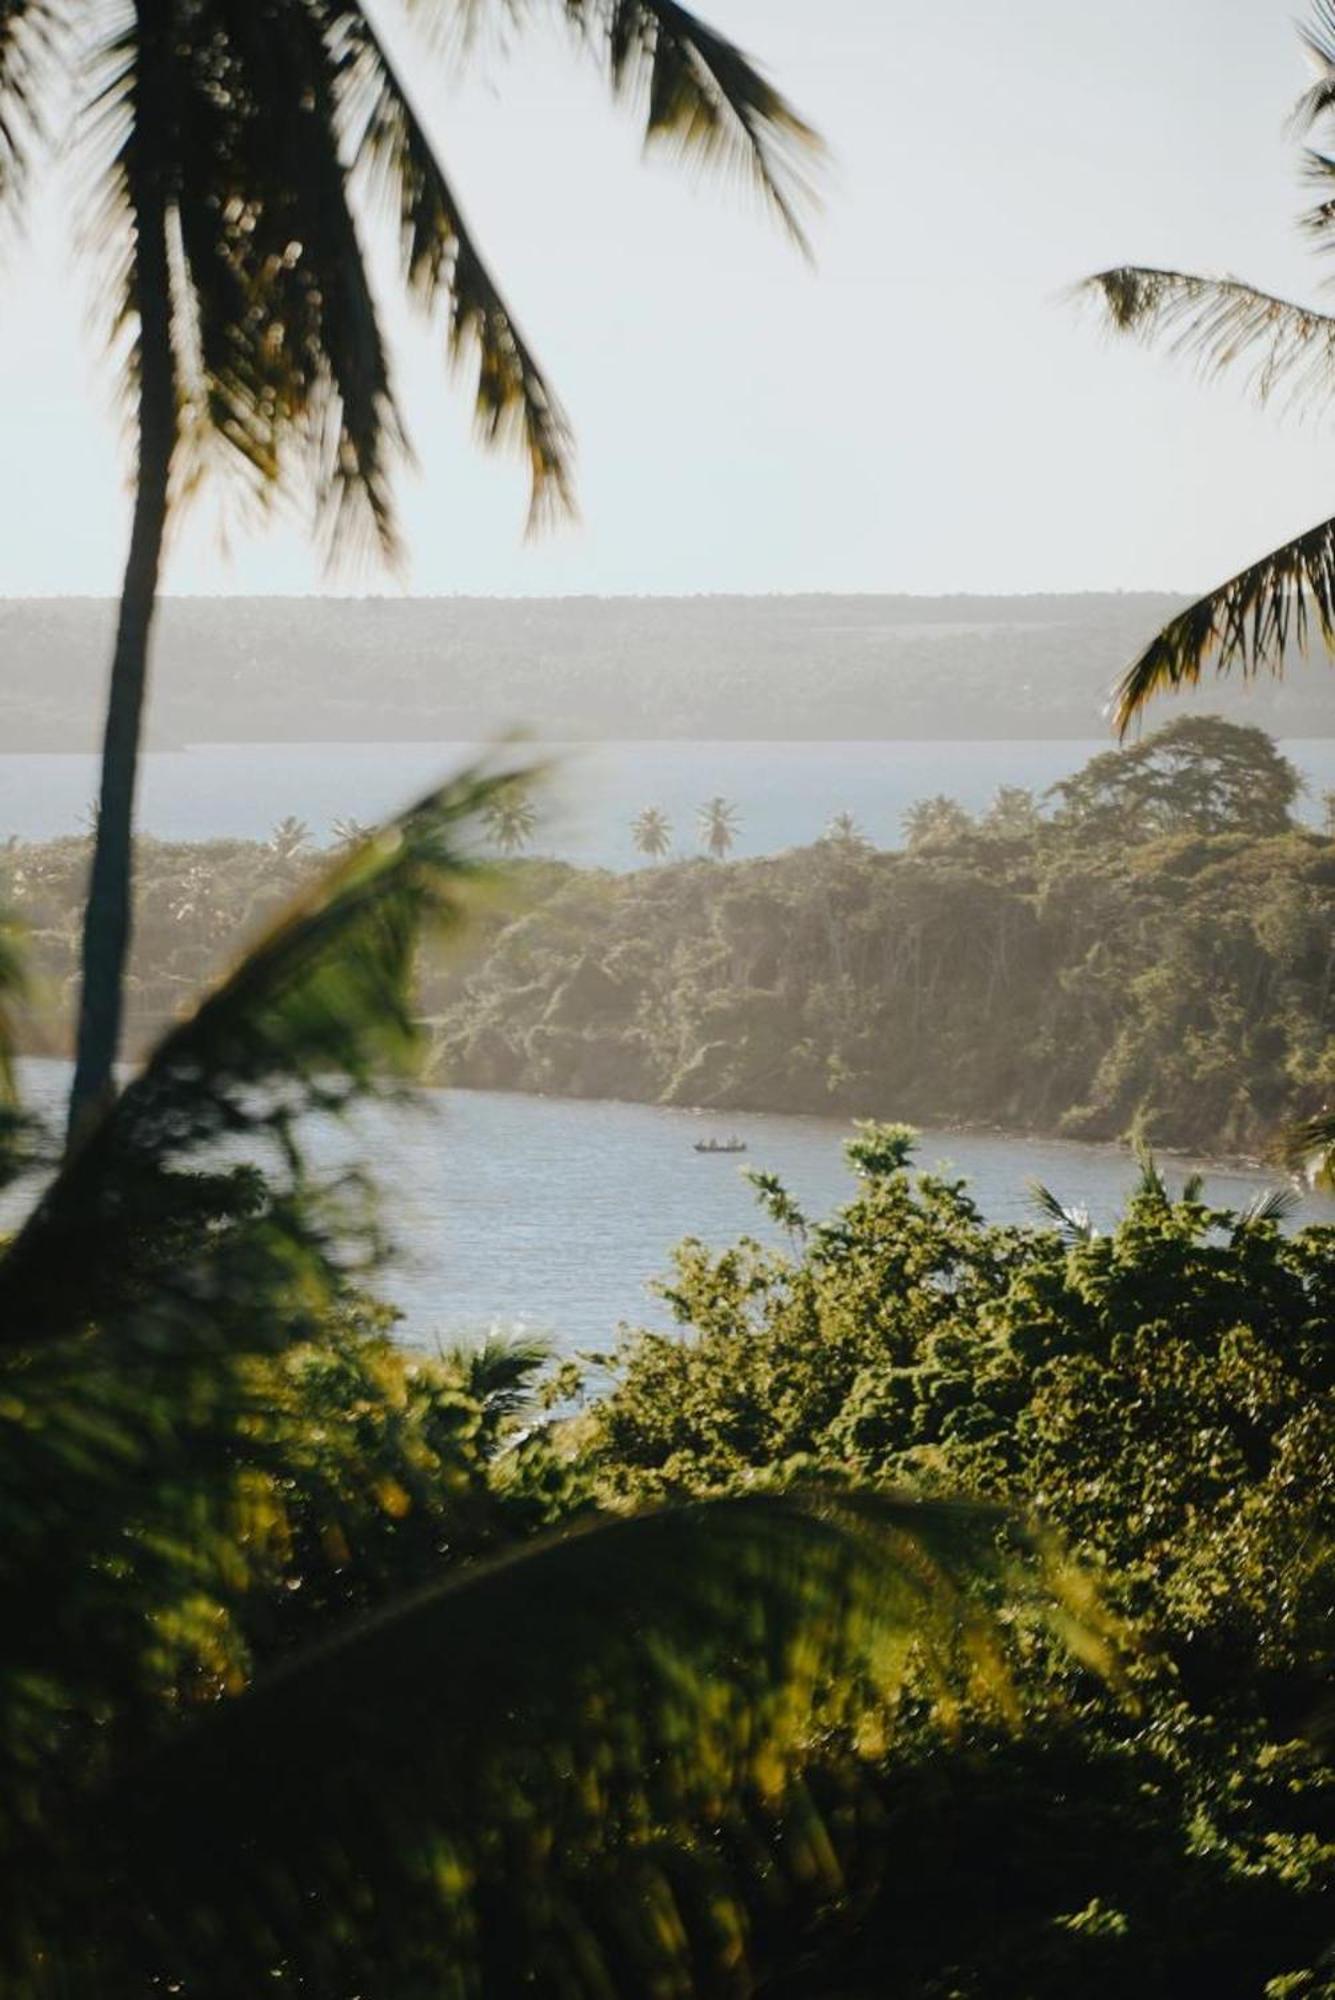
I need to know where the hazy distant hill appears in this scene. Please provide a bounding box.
[3,593,1334,747]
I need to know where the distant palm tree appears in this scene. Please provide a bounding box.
[330,817,374,851]
[698,796,740,860]
[823,810,868,848]
[981,786,1041,840]
[1081,3,1335,732]
[270,817,312,861]
[483,789,538,857]
[901,796,972,851]
[631,806,672,860]
[21,3,820,1136]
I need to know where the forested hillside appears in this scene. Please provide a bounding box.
[7,721,1332,1158]
[431,723,1333,1154]
[4,592,1335,747]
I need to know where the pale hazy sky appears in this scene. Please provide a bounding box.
[1,0,1331,597]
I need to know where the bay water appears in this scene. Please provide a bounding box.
[13,1062,1328,1357]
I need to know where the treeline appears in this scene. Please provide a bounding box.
[6,719,1334,1156]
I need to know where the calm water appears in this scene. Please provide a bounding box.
[13,1062,1327,1355]
[4,737,1335,864]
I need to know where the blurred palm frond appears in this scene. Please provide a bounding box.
[554,0,822,250]
[70,1489,1090,1996]
[1272,1106,1335,1188]
[1080,266,1335,728]
[0,0,60,208]
[0,763,524,1347]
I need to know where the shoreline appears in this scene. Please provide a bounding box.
[20,1048,1279,1187]
[415,1073,1281,1183]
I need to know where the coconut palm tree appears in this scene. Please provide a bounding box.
[982,785,1042,840]
[630,804,672,859]
[901,795,972,851]
[698,794,740,859]
[823,809,868,847]
[482,785,537,855]
[330,815,374,851]
[1081,3,1335,734]
[5,4,820,1139]
[269,815,312,860]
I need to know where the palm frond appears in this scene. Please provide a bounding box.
[1232,1183,1302,1236]
[72,1489,1102,1995]
[0,0,57,210]
[555,0,822,252]
[444,1328,553,1428]
[201,0,405,562]
[1027,1180,1095,1243]
[334,3,575,533]
[1291,1,1335,134]
[1082,266,1335,414]
[1078,265,1335,726]
[0,763,527,1347]
[1133,1143,1170,1207]
[78,0,408,565]
[1109,512,1335,732]
[1271,1106,1335,1187]
[1297,145,1335,252]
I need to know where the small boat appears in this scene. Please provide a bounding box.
[693,1135,748,1154]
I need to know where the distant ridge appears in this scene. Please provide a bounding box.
[2,593,1333,748]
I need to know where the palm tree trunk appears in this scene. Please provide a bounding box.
[67,30,175,1145]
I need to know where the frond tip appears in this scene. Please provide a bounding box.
[1233,1184,1302,1236]
[1109,513,1335,732]
[566,0,824,253]
[1027,1180,1095,1243]
[1080,266,1335,413]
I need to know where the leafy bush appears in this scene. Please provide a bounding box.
[578,1127,1335,1994]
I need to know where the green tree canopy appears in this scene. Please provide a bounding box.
[1050,717,1299,839]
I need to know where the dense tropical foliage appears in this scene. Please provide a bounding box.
[4,4,1333,1983]
[6,759,1328,1991]
[2,767,1063,1996]
[573,1127,1335,1995]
